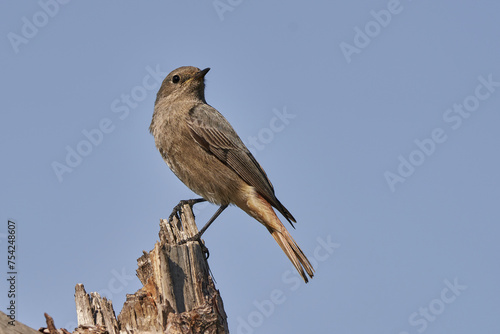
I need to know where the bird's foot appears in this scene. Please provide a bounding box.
[178,231,210,259]
[168,198,207,222]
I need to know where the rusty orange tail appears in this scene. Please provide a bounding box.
[235,187,315,282]
[269,227,314,283]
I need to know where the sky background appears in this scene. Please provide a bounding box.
[1,1,500,333]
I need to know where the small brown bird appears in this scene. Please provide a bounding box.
[150,66,314,282]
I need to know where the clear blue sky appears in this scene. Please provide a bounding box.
[1,1,499,333]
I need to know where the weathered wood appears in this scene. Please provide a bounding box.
[117,203,228,333]
[43,313,58,334]
[37,313,72,334]
[74,203,229,334]
[73,284,119,334]
[74,284,93,327]
[0,311,40,334]
[11,204,228,334]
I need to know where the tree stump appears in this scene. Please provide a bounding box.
[72,203,229,334]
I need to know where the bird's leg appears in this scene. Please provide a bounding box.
[195,204,228,239]
[180,204,228,245]
[168,198,207,222]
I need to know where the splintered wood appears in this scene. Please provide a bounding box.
[73,203,229,334]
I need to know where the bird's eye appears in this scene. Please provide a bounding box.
[172,75,180,83]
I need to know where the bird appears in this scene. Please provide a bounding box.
[149,66,314,282]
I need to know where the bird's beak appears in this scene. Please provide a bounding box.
[194,68,210,80]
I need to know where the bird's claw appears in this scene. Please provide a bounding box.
[169,198,210,259]
[168,198,206,222]
[178,232,210,259]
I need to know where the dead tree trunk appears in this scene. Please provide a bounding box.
[72,203,229,334]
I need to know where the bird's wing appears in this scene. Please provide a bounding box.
[186,103,296,225]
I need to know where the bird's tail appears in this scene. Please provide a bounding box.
[234,187,314,282]
[269,226,314,283]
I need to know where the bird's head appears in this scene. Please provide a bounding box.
[155,66,210,104]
